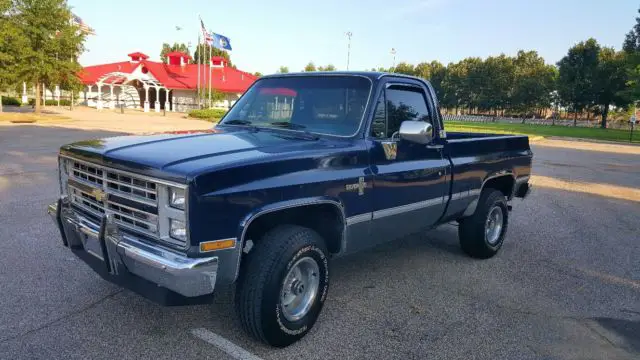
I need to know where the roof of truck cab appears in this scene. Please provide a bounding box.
[259,71,428,84]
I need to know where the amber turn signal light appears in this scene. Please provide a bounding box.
[200,239,236,252]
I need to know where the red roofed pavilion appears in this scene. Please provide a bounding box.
[79,51,257,112]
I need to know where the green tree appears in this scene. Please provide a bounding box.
[623,8,640,53]
[478,55,515,114]
[414,62,430,79]
[557,39,600,125]
[253,71,263,77]
[392,62,415,76]
[2,0,85,113]
[277,66,289,73]
[426,61,446,101]
[160,42,189,63]
[621,7,640,110]
[317,64,336,71]
[0,0,23,101]
[594,48,629,128]
[512,51,556,116]
[193,43,232,67]
[303,62,316,72]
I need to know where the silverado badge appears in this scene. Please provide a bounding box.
[345,177,367,195]
[91,188,107,202]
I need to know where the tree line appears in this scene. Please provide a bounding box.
[274,9,640,128]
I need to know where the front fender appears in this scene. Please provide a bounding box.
[227,196,345,283]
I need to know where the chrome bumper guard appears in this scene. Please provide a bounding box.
[48,198,218,298]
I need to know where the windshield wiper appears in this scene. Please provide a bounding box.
[268,121,307,130]
[220,119,260,132]
[267,122,319,140]
[223,119,253,125]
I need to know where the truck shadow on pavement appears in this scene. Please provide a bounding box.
[591,317,640,354]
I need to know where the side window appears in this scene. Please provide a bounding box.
[386,86,430,138]
[371,96,386,138]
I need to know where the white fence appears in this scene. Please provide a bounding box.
[442,114,631,129]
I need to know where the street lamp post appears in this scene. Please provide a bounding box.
[345,31,353,70]
[390,48,397,71]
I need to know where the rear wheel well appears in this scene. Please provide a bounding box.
[243,204,344,254]
[483,175,515,199]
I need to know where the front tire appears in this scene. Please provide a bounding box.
[236,225,329,347]
[458,189,509,259]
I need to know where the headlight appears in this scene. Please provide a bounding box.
[169,187,185,210]
[169,219,187,241]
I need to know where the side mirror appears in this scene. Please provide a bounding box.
[399,121,433,144]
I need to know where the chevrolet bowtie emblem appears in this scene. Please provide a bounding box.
[91,188,107,202]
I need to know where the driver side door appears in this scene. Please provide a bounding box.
[368,80,450,247]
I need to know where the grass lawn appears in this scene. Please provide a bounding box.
[0,112,71,124]
[444,121,639,144]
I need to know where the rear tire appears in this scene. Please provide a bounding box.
[235,225,329,347]
[458,189,509,259]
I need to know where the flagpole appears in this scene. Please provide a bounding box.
[208,35,212,107]
[196,31,201,108]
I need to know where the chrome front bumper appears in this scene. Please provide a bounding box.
[48,198,218,298]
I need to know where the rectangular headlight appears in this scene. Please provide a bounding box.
[169,187,185,210]
[169,219,187,241]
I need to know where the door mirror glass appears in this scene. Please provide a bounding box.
[399,121,433,144]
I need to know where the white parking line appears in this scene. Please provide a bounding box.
[191,328,265,360]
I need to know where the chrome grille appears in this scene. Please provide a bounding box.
[66,158,160,239]
[69,185,105,217]
[106,171,157,203]
[71,162,104,187]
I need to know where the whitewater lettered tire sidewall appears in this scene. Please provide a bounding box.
[236,225,329,347]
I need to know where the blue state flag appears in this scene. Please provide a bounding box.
[211,32,232,51]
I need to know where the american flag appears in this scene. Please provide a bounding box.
[200,17,212,43]
[71,13,95,35]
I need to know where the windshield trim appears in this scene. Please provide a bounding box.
[217,74,374,139]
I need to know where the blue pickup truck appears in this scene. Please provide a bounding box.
[48,72,532,347]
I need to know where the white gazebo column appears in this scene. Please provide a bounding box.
[22,82,28,104]
[164,89,170,111]
[86,85,92,105]
[96,83,103,110]
[109,84,115,109]
[117,88,122,108]
[143,86,150,112]
[154,87,160,112]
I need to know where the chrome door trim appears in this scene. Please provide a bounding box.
[372,196,444,220]
[345,212,373,225]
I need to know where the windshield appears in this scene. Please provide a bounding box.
[220,76,372,136]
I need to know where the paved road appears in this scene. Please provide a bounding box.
[0,125,638,360]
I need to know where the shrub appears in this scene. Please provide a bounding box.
[1,96,21,106]
[27,98,72,106]
[188,108,228,121]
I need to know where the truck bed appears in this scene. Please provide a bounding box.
[440,132,533,222]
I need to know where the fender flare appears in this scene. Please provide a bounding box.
[462,172,515,217]
[232,196,346,282]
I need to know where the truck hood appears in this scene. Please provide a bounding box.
[60,127,345,182]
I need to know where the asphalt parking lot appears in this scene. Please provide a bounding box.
[0,125,638,360]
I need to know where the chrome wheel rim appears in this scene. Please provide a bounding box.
[485,206,504,245]
[280,257,320,322]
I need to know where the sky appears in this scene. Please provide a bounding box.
[70,0,638,74]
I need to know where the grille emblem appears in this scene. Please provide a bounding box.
[91,188,107,202]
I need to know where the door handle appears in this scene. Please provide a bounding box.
[426,144,444,150]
